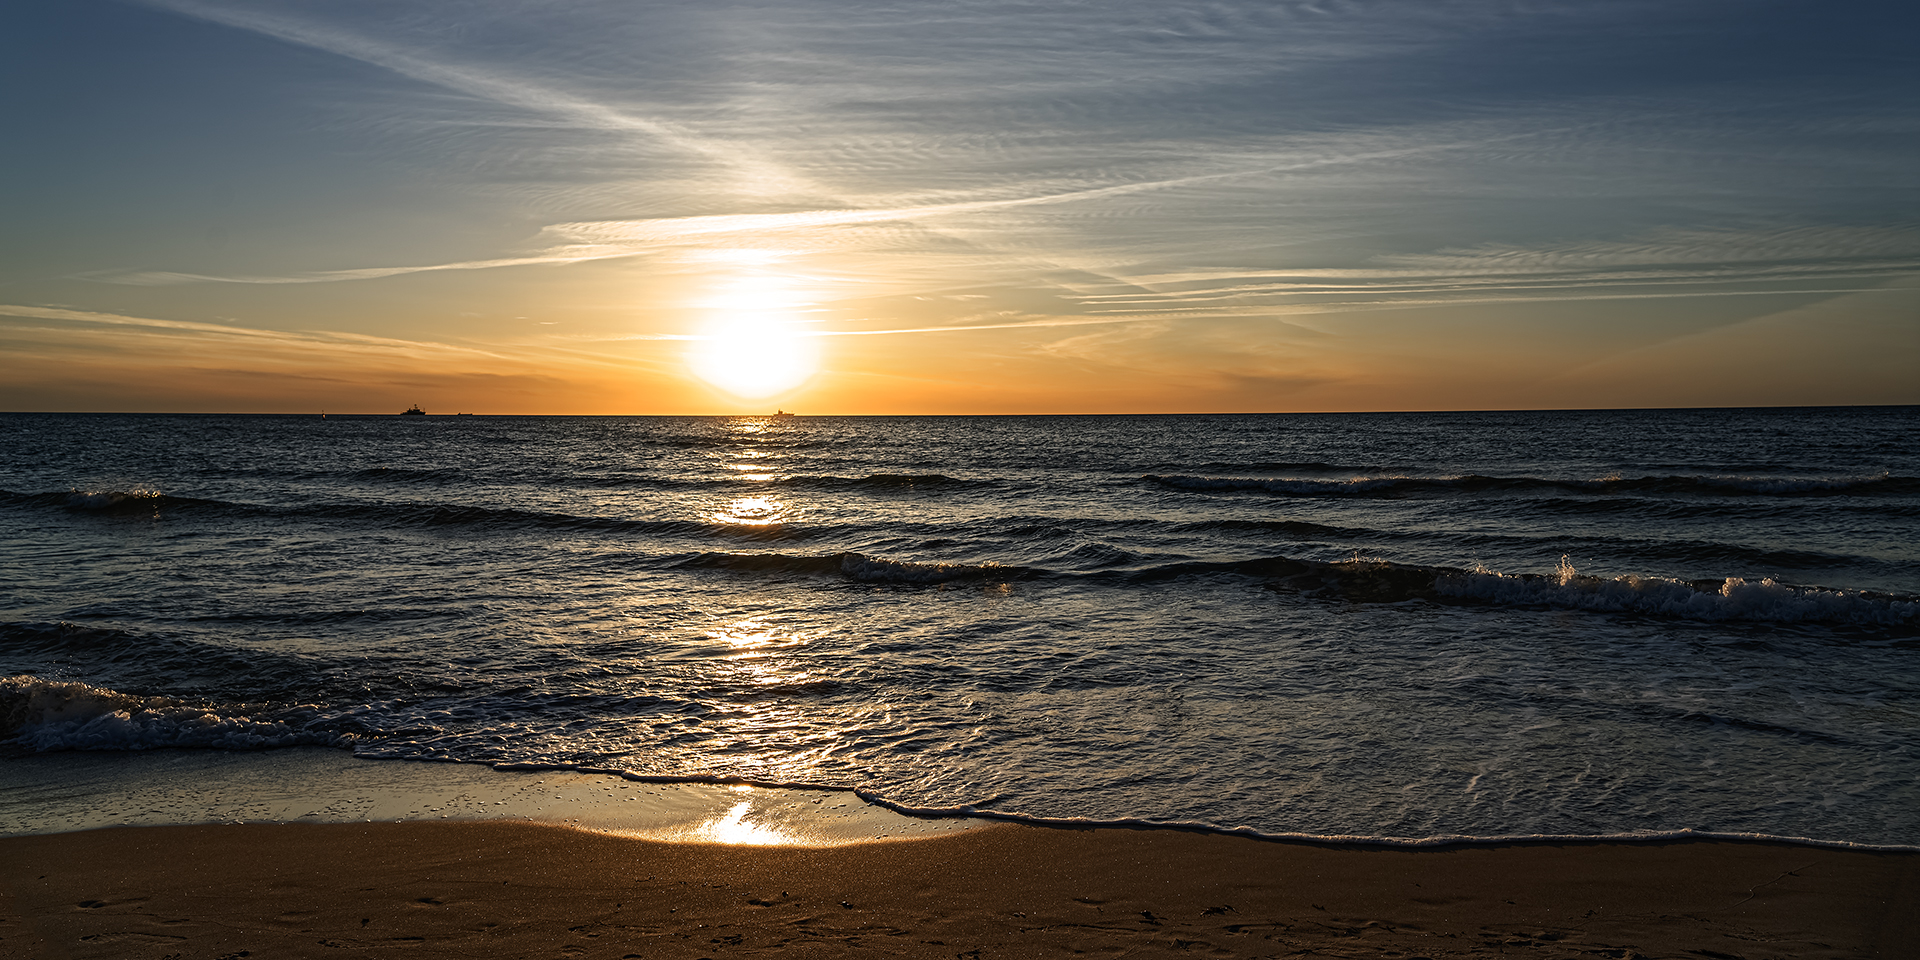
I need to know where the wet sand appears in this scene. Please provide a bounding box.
[0,747,984,843]
[3,819,1913,959]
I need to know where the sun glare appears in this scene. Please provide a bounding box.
[687,273,819,399]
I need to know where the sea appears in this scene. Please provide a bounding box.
[2,407,1916,847]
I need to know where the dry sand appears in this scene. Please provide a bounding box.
[3,820,1913,959]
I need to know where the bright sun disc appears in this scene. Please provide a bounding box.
[689,318,817,399]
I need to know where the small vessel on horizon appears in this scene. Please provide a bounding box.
[772,410,796,418]
[401,404,426,416]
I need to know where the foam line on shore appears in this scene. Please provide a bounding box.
[488,757,1920,853]
[0,748,984,845]
[8,747,1918,853]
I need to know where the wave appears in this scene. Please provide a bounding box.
[676,550,1027,584]
[322,503,812,540]
[763,473,980,491]
[1105,556,1452,601]
[1174,517,1366,539]
[432,471,966,492]
[334,469,978,491]
[1434,556,1919,626]
[0,488,227,515]
[1166,460,1351,474]
[0,490,825,541]
[345,466,466,484]
[0,621,455,721]
[1146,472,1919,499]
[668,547,1914,624]
[1,620,264,673]
[0,675,345,752]
[853,473,969,488]
[1085,554,1917,625]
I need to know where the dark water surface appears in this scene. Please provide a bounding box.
[2,409,1916,844]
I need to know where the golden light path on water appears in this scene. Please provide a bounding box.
[711,494,784,522]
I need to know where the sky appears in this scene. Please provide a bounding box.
[2,0,1915,414]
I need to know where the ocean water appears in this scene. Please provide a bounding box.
[2,408,1916,845]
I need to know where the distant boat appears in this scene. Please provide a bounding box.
[772,410,796,418]
[401,404,426,416]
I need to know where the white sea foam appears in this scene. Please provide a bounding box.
[62,487,163,509]
[456,761,1920,853]
[1436,557,1918,624]
[0,675,336,751]
[838,552,1011,583]
[1148,471,1911,497]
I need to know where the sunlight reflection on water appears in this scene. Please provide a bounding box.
[712,616,809,658]
[710,495,787,525]
[686,796,794,845]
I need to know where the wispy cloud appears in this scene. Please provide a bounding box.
[83,128,1537,287]
[0,304,512,361]
[1380,225,1920,272]
[1057,225,1920,317]
[138,0,819,198]
[83,256,613,287]
[78,168,1266,285]
[602,312,1185,342]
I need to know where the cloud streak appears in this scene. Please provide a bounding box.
[1060,225,1920,316]
[0,304,513,362]
[138,0,814,196]
[85,127,1554,288]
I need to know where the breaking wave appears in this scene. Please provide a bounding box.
[0,675,345,752]
[676,550,1026,583]
[0,488,226,515]
[1095,554,1916,625]
[667,547,1915,625]
[1435,556,1919,625]
[0,490,832,541]
[1147,472,1917,498]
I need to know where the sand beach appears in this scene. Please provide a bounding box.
[3,748,1916,958]
[4,817,1915,959]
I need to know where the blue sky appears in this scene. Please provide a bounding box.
[2,0,1914,413]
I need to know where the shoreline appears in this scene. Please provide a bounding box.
[6,746,1915,853]
[4,819,1914,959]
[4,749,1915,957]
[0,747,986,846]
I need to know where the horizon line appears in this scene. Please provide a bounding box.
[3,403,1915,418]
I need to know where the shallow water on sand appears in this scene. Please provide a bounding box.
[2,408,1916,844]
[0,748,980,845]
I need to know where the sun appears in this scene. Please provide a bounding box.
[689,317,817,399]
[686,274,820,399]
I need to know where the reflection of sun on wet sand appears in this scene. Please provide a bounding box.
[0,748,983,845]
[3,821,1914,959]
